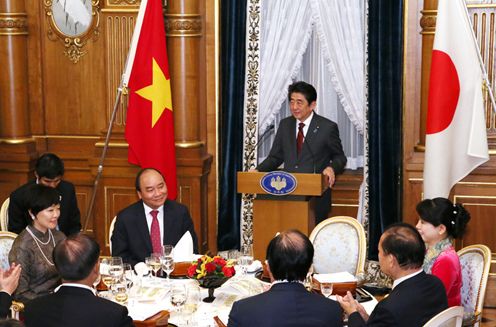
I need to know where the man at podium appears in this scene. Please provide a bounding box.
[256,81,346,224]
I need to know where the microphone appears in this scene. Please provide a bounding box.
[244,124,275,171]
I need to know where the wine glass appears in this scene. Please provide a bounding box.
[162,244,173,257]
[145,256,161,282]
[100,258,114,290]
[122,263,134,288]
[321,283,333,298]
[109,257,124,286]
[239,244,254,275]
[161,256,174,285]
[170,284,187,313]
[183,283,200,325]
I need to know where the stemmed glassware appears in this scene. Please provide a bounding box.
[108,257,124,285]
[161,256,175,286]
[100,258,114,290]
[170,283,187,313]
[238,244,254,275]
[183,283,200,325]
[145,256,161,283]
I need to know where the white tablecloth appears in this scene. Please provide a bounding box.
[113,274,378,327]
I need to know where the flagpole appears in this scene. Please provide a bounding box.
[461,0,496,113]
[83,0,149,232]
[83,80,125,232]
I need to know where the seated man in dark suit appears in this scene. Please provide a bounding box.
[24,234,134,327]
[337,223,448,327]
[8,153,81,236]
[111,168,199,266]
[228,229,343,327]
[0,263,21,318]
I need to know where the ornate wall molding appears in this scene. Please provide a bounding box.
[240,0,261,247]
[44,0,101,63]
[107,0,139,5]
[0,13,28,35]
[164,14,202,37]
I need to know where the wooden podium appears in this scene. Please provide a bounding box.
[237,172,327,260]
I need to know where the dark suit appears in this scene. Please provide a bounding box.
[111,199,199,266]
[8,179,81,236]
[228,282,343,327]
[257,114,347,222]
[348,272,448,327]
[0,292,12,318]
[24,285,134,327]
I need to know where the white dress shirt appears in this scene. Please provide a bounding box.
[142,202,164,246]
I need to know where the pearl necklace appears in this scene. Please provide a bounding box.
[26,226,55,266]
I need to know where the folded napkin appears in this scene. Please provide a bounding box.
[172,231,194,262]
[134,262,150,276]
[247,260,263,273]
[313,271,357,283]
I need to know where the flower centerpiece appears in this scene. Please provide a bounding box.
[187,255,236,302]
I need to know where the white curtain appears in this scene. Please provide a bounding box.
[258,0,315,135]
[257,0,365,169]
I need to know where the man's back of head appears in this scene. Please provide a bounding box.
[53,234,100,283]
[381,223,425,273]
[266,229,313,282]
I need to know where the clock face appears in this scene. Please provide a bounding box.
[51,0,93,37]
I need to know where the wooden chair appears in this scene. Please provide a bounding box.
[423,306,464,327]
[457,244,491,327]
[0,231,23,320]
[133,310,170,327]
[0,231,17,271]
[309,216,366,275]
[0,198,10,231]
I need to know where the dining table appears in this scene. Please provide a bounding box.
[100,265,379,327]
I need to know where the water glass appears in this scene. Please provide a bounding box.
[183,284,201,325]
[170,284,187,312]
[239,244,254,275]
[109,257,124,285]
[113,282,129,304]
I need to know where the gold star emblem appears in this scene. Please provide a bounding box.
[135,58,173,127]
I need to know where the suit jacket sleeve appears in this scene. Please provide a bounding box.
[256,122,286,172]
[227,301,242,327]
[8,187,30,234]
[111,214,141,267]
[118,305,135,327]
[62,182,82,235]
[326,122,347,175]
[0,292,12,318]
[348,305,397,327]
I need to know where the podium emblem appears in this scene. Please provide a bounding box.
[260,171,297,195]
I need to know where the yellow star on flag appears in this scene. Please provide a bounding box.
[135,57,173,127]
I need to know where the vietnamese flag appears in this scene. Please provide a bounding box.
[123,0,177,199]
[423,0,488,199]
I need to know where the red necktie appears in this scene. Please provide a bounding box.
[297,122,305,155]
[150,210,162,254]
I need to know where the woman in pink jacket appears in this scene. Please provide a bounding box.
[415,198,470,307]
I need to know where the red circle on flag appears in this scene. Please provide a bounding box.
[426,50,460,134]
